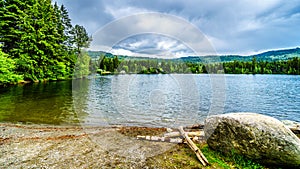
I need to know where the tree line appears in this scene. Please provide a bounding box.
[96,55,299,75]
[0,0,91,86]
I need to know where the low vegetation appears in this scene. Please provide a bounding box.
[146,143,266,169]
[118,126,267,168]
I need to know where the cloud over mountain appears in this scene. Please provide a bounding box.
[55,0,300,57]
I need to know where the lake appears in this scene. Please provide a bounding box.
[0,74,299,127]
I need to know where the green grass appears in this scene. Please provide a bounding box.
[146,143,266,169]
[200,144,265,169]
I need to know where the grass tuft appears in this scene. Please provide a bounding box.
[146,143,266,168]
[200,144,265,169]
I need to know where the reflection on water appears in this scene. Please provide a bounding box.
[0,74,299,127]
[0,81,85,125]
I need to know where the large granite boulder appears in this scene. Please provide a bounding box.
[204,113,300,168]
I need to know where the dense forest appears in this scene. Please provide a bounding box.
[96,55,300,75]
[0,0,91,86]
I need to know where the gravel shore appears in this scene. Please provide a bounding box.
[0,123,178,168]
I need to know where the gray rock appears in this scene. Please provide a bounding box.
[204,113,300,168]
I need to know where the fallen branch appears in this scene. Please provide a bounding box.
[185,124,205,130]
[179,126,209,166]
[164,131,203,138]
[137,135,183,143]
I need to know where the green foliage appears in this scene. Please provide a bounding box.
[201,144,265,169]
[0,0,91,84]
[95,52,299,75]
[72,25,91,54]
[73,52,91,78]
[146,143,266,168]
[0,48,23,86]
[98,55,120,73]
[222,57,299,74]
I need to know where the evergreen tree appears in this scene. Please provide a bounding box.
[113,56,119,70]
[72,24,91,54]
[252,57,257,74]
[0,0,87,83]
[0,0,30,55]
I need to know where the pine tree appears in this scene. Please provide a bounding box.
[113,56,119,70]
[0,0,81,82]
[72,24,91,54]
[0,0,30,56]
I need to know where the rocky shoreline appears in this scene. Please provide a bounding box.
[1,118,299,168]
[0,123,183,168]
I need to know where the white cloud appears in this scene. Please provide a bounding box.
[91,13,216,58]
[111,35,196,58]
[237,19,262,32]
[157,40,177,50]
[105,6,150,19]
[110,48,134,56]
[128,39,149,48]
[58,0,300,56]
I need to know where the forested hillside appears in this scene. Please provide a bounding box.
[93,51,299,75]
[0,0,91,86]
[88,47,300,63]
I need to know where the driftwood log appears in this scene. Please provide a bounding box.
[178,126,209,166]
[185,124,205,130]
[136,124,208,167]
[137,135,184,143]
[164,131,203,138]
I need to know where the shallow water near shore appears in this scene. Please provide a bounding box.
[0,74,299,127]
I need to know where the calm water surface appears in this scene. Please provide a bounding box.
[0,74,299,127]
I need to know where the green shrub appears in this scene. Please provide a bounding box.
[0,48,23,86]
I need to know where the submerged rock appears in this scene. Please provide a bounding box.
[204,113,300,168]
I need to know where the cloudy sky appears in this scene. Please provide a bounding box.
[55,0,300,58]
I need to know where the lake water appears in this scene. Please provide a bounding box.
[0,74,299,127]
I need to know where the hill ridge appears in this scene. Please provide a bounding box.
[88,47,300,63]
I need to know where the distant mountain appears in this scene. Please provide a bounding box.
[88,47,300,63]
[254,47,300,61]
